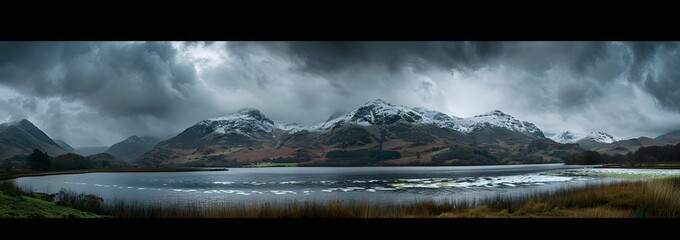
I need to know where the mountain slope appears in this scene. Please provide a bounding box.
[592,137,665,155]
[136,100,563,167]
[0,119,67,159]
[104,136,160,161]
[54,140,75,152]
[656,130,680,144]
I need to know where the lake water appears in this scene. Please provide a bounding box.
[11,164,680,206]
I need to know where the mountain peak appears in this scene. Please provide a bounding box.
[125,135,141,143]
[1,119,33,127]
[210,108,270,123]
[202,108,276,135]
[106,135,161,161]
[0,118,67,158]
[364,99,391,106]
[237,107,261,114]
[583,131,621,143]
[464,110,544,137]
[550,131,583,143]
[476,110,508,117]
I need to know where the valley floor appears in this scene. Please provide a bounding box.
[1,177,679,218]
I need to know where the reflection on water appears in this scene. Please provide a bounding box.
[12,164,680,206]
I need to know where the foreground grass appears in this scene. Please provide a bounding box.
[3,178,679,218]
[0,182,103,218]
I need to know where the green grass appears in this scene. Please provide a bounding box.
[431,147,450,156]
[0,190,104,218]
[249,162,298,168]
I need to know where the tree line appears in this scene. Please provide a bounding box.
[2,148,118,174]
[566,143,680,165]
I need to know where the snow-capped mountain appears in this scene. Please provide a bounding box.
[182,99,546,141]
[458,110,545,138]
[581,131,622,144]
[550,131,621,144]
[550,131,584,143]
[550,131,621,150]
[137,99,552,166]
[199,108,278,136]
[311,99,435,130]
[310,100,543,138]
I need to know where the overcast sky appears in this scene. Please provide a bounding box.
[1,41,679,146]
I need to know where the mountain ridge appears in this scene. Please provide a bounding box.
[135,99,567,167]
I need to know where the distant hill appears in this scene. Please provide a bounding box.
[593,137,668,155]
[657,130,680,143]
[50,152,126,170]
[73,146,109,156]
[591,129,680,155]
[104,136,160,161]
[0,119,67,159]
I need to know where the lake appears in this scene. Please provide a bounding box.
[11,164,680,207]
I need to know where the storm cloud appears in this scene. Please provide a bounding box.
[0,41,679,146]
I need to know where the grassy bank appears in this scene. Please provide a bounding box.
[4,178,678,218]
[0,181,103,218]
[602,163,680,169]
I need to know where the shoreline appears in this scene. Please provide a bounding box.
[0,167,228,180]
[4,163,678,181]
[599,163,680,169]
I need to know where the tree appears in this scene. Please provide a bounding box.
[27,148,51,171]
[416,152,421,159]
[2,159,13,174]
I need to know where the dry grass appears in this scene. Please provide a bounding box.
[4,178,680,218]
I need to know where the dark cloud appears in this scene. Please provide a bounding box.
[643,45,680,111]
[1,41,680,145]
[0,42,223,145]
[259,41,505,74]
